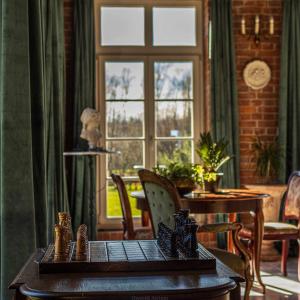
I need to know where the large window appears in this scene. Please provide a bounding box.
[95,0,204,226]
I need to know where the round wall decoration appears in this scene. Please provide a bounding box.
[243,60,271,90]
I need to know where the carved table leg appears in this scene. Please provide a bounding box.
[227,213,236,253]
[253,201,265,293]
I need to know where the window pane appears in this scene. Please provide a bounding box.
[154,62,193,99]
[107,180,142,218]
[101,7,145,46]
[153,7,196,46]
[107,141,144,177]
[105,62,144,100]
[156,101,192,137]
[107,102,144,138]
[156,140,192,165]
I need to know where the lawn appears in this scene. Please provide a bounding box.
[106,183,141,218]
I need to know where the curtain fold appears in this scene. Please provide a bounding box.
[210,0,240,249]
[70,0,96,240]
[0,1,68,298]
[279,0,300,183]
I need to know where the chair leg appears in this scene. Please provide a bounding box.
[244,270,253,300]
[281,240,289,276]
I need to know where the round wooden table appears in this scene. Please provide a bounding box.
[131,189,268,293]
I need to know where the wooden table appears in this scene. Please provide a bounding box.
[10,248,243,300]
[131,189,268,292]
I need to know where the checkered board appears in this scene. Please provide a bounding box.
[39,240,216,273]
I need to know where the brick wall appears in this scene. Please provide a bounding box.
[232,0,282,184]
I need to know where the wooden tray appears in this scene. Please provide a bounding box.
[39,240,216,273]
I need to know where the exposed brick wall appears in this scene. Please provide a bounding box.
[232,0,282,184]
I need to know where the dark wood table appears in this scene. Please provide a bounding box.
[10,248,243,300]
[131,189,268,292]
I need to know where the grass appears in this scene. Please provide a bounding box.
[106,184,141,218]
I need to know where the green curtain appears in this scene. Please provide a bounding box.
[279,0,300,183]
[210,0,240,249]
[0,1,68,298]
[70,0,96,240]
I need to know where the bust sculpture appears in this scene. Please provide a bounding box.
[80,108,101,149]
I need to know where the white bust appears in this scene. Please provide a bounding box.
[80,108,101,149]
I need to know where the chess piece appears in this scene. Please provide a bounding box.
[174,209,199,257]
[80,108,101,149]
[76,224,88,261]
[58,212,72,255]
[54,224,67,261]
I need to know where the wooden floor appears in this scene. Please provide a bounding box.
[246,258,300,299]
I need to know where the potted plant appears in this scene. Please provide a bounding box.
[195,132,233,192]
[250,136,282,184]
[153,162,199,196]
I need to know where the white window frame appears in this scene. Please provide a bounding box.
[95,0,204,228]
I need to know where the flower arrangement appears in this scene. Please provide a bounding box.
[195,132,233,191]
[153,132,233,194]
[153,162,199,195]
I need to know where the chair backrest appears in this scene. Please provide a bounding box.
[111,174,134,239]
[138,169,182,238]
[283,171,300,221]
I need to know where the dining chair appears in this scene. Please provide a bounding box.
[138,169,253,297]
[240,170,300,279]
[138,169,182,237]
[111,173,153,240]
[199,222,252,300]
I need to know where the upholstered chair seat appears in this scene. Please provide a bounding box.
[241,222,299,238]
[208,248,246,277]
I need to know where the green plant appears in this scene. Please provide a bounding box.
[196,132,232,174]
[153,162,198,183]
[251,136,282,179]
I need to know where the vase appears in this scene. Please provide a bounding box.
[204,173,223,193]
[172,178,196,196]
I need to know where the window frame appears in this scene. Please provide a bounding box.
[95,0,204,228]
[94,0,203,55]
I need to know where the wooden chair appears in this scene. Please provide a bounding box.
[138,169,182,238]
[111,173,153,240]
[199,222,252,300]
[240,171,300,279]
[138,169,253,297]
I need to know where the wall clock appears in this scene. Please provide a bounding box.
[243,60,271,90]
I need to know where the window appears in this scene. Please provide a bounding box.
[95,0,204,227]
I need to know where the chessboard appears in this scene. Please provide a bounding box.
[39,240,216,274]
